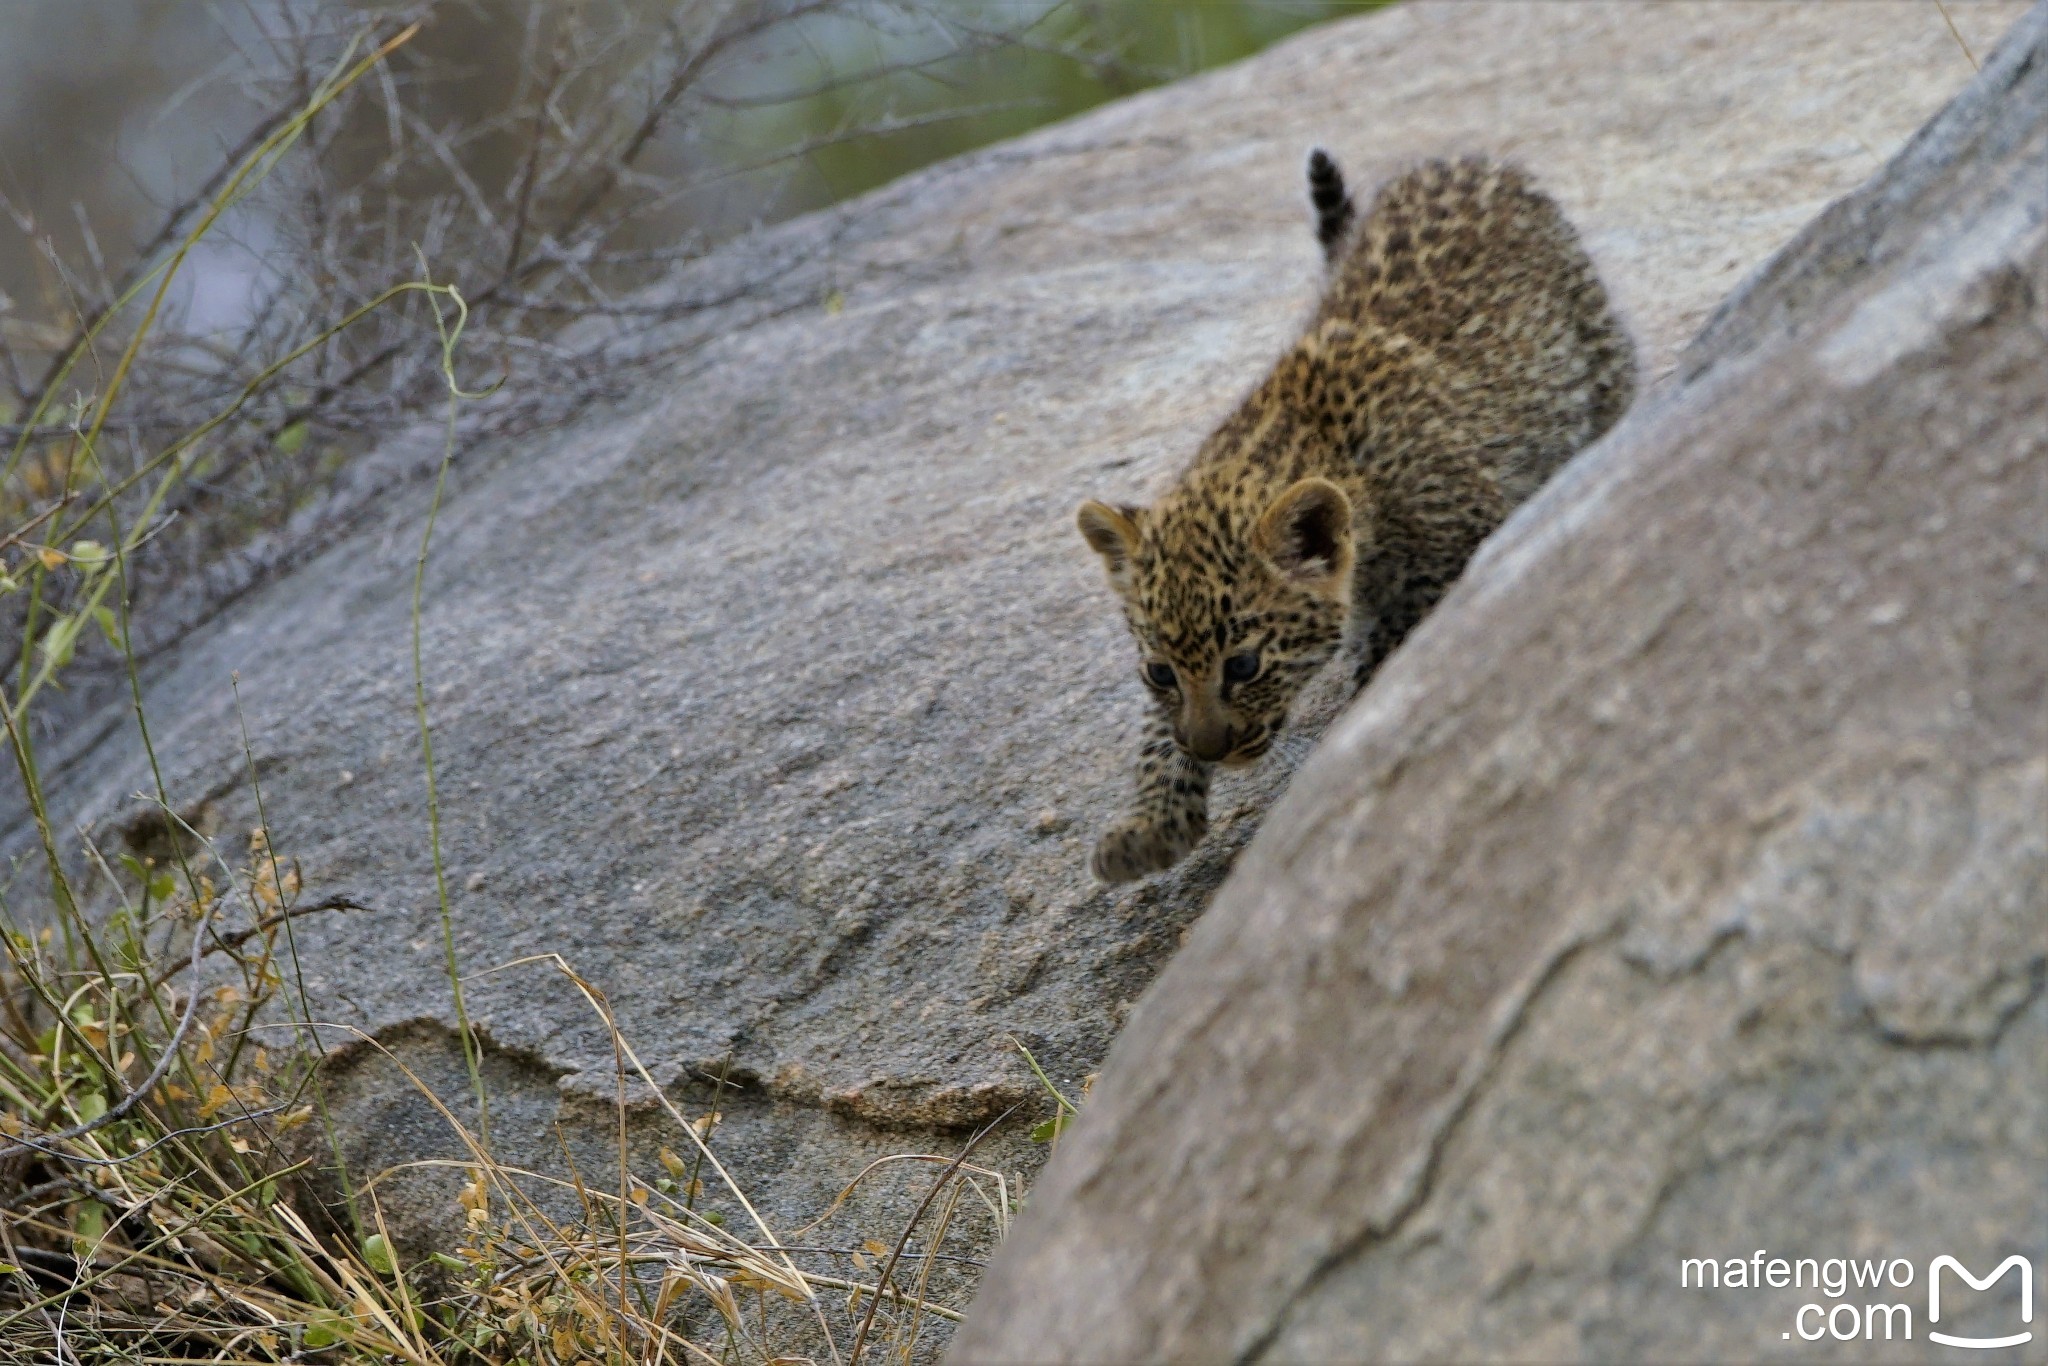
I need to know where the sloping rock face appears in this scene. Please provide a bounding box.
[17,0,2026,1326]
[956,9,2048,1363]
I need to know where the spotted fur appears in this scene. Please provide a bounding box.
[1079,153,1636,882]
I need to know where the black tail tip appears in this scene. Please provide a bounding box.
[1307,147,1354,261]
[1306,147,1348,208]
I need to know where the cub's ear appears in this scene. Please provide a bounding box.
[1076,500,1142,592]
[1253,478,1353,595]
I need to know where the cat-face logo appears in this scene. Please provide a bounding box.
[1928,1255,2033,1351]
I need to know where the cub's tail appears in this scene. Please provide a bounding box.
[1306,148,1354,265]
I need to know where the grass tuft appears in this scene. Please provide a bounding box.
[1,895,1007,1361]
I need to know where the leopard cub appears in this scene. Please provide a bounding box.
[1079,151,1636,882]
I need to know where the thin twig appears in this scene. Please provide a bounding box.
[1933,0,1981,71]
[137,893,374,996]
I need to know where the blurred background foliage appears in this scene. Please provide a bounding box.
[0,0,1364,353]
[0,0,1374,684]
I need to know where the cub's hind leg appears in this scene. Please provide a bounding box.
[1091,711,1213,883]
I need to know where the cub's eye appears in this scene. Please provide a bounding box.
[1143,661,1177,690]
[1223,651,1261,684]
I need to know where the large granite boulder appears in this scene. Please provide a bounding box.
[955,6,2047,1361]
[14,0,2028,1344]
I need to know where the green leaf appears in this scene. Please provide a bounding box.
[37,613,80,671]
[303,1319,340,1349]
[362,1232,396,1275]
[431,1251,468,1272]
[68,540,111,578]
[275,420,308,456]
[1030,1114,1068,1144]
[148,872,177,903]
[74,1090,107,1123]
[91,606,120,649]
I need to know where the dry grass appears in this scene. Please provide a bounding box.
[0,849,1014,1362]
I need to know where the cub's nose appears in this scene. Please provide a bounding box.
[1187,719,1233,763]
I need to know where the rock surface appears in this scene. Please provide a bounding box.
[955,7,2048,1362]
[15,0,2028,1332]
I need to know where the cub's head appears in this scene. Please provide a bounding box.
[1077,477,1354,767]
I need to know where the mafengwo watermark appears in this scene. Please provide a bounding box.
[1681,1250,2034,1349]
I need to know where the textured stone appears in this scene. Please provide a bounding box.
[955,8,2047,1361]
[12,0,2029,1344]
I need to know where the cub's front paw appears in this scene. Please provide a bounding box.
[1090,817,1202,883]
